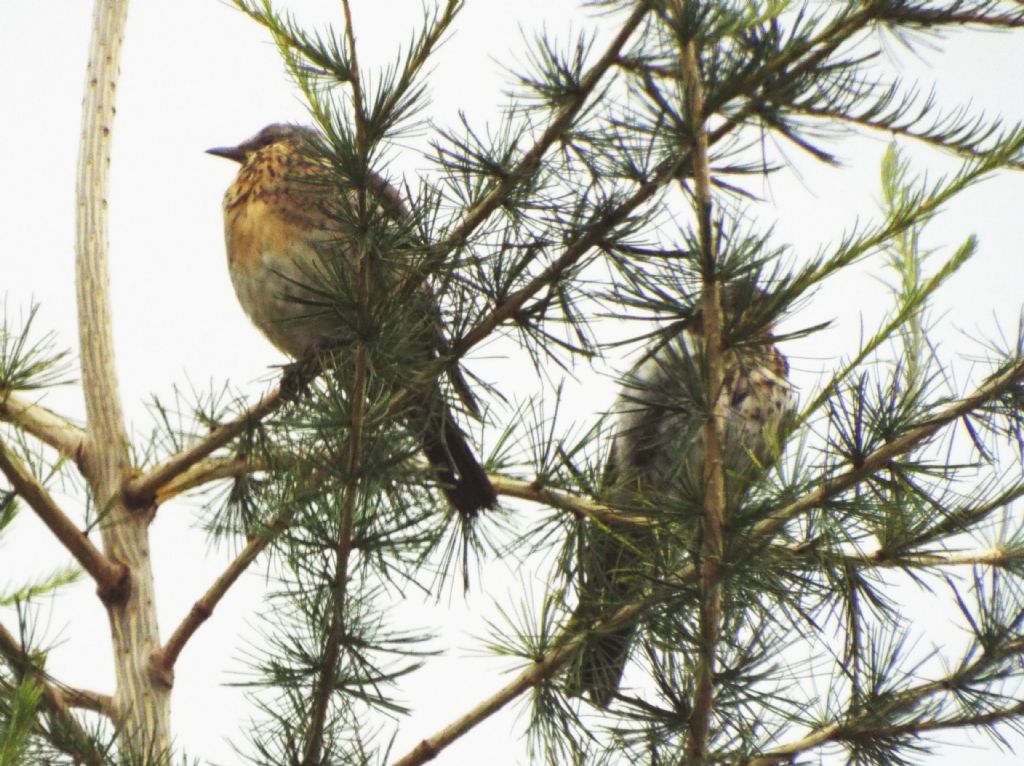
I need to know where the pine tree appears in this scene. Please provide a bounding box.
[2,1,1024,764]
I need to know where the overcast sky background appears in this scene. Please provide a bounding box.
[2,1,1023,764]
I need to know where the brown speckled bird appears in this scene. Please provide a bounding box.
[570,282,796,707]
[208,123,496,516]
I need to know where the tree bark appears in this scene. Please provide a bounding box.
[75,0,171,758]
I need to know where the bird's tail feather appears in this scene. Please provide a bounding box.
[567,622,633,708]
[418,403,496,517]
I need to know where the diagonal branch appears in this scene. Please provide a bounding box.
[0,391,88,470]
[439,2,650,258]
[123,383,287,508]
[150,511,292,681]
[389,632,591,766]
[752,356,1024,542]
[740,636,1024,766]
[0,435,125,595]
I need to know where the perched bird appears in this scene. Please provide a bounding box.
[208,123,496,516]
[569,281,797,707]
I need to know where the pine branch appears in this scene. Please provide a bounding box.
[437,2,650,261]
[791,102,1024,171]
[874,4,1024,28]
[123,383,288,508]
[754,355,1024,541]
[787,543,1017,572]
[302,16,370,757]
[740,636,1024,765]
[681,29,724,766]
[155,450,644,527]
[0,435,124,594]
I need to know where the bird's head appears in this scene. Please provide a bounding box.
[206,123,318,164]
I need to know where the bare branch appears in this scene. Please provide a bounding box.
[0,391,87,469]
[0,435,124,594]
[151,512,291,680]
[76,0,132,504]
[76,0,172,754]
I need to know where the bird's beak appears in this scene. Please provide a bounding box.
[205,144,247,163]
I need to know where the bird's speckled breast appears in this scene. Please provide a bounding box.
[610,333,797,499]
[221,145,340,358]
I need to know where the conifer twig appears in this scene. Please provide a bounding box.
[302,7,366,759]
[681,30,724,764]
[740,637,1024,765]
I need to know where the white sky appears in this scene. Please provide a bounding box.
[2,1,1023,764]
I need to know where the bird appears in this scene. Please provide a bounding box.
[569,280,797,707]
[207,123,496,517]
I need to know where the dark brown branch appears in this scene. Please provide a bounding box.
[0,435,125,595]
